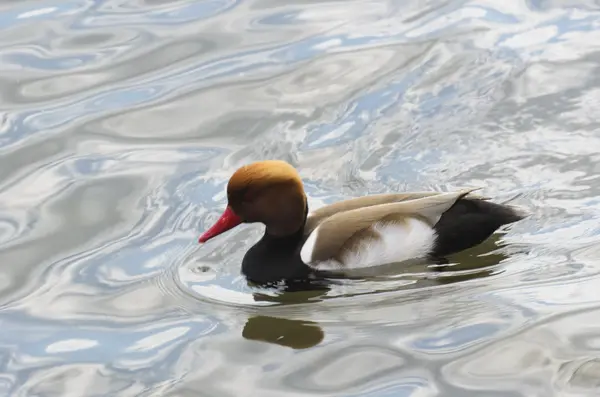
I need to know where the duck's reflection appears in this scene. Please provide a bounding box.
[249,279,331,304]
[242,315,325,349]
[433,233,510,284]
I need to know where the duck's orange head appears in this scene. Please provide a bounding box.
[199,160,307,243]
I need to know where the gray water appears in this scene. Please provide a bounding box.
[1,0,600,396]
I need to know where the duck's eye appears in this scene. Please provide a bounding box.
[241,188,258,203]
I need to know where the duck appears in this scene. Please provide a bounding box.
[198,160,525,285]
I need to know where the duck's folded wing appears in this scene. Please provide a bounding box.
[300,188,479,264]
[305,190,490,233]
[306,191,441,233]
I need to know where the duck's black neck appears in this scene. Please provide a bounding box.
[241,205,313,285]
[264,202,309,243]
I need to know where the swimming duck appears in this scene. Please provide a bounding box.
[198,160,525,285]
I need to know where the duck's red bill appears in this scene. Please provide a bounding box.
[199,206,242,243]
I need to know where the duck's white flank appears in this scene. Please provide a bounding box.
[300,217,437,270]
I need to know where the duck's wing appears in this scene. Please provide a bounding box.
[304,190,490,233]
[300,188,480,265]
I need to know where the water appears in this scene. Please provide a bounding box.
[1,0,600,395]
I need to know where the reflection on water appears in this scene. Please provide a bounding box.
[2,0,600,395]
[243,316,324,349]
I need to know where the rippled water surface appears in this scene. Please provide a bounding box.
[2,0,600,395]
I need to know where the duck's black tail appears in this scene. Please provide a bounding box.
[431,198,526,258]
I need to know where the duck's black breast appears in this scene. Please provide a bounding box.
[241,230,313,285]
[431,197,524,258]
